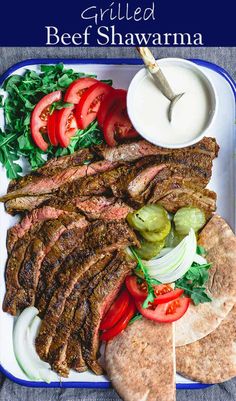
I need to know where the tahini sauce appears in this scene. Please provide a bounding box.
[134,65,212,145]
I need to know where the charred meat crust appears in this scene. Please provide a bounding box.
[80,253,135,375]
[48,253,115,376]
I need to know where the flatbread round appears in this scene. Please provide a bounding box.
[176,305,236,383]
[105,318,175,401]
[175,214,236,346]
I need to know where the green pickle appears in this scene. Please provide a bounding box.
[165,226,185,248]
[140,219,171,242]
[127,204,170,232]
[174,207,206,235]
[135,238,165,260]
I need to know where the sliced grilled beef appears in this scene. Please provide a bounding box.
[48,253,114,375]
[5,195,54,215]
[4,214,86,315]
[18,215,79,305]
[36,219,88,314]
[79,251,135,374]
[127,164,166,199]
[157,187,216,218]
[0,160,120,202]
[75,196,132,220]
[36,221,138,360]
[37,220,137,316]
[7,206,67,253]
[7,148,95,193]
[36,251,105,360]
[65,252,131,375]
[97,137,219,163]
[3,227,44,315]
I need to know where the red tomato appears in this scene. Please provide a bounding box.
[125,275,147,301]
[97,89,126,128]
[57,107,78,148]
[153,287,184,305]
[136,297,190,323]
[47,110,59,146]
[64,77,98,104]
[100,289,130,331]
[100,298,136,342]
[126,276,183,305]
[103,97,139,147]
[75,82,112,129]
[30,91,62,151]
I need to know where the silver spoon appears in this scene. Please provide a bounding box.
[136,47,185,122]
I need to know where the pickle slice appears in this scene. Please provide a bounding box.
[165,226,185,248]
[174,207,206,235]
[127,204,169,232]
[135,239,165,260]
[140,219,171,242]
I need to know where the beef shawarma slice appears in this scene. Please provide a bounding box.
[36,218,88,312]
[5,195,55,215]
[97,137,219,163]
[75,196,132,221]
[0,160,120,202]
[105,318,175,401]
[17,215,85,305]
[157,187,216,219]
[175,214,236,347]
[7,147,95,193]
[176,305,236,384]
[36,222,138,360]
[48,253,115,376]
[36,220,138,315]
[4,214,87,315]
[4,211,62,315]
[48,254,115,376]
[79,252,135,375]
[7,206,69,253]
[66,252,135,375]
[36,251,104,360]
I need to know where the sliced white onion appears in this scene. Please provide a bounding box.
[143,229,197,283]
[13,306,56,382]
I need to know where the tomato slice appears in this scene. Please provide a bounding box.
[136,297,190,323]
[125,276,182,305]
[125,275,147,301]
[153,287,184,305]
[75,82,112,129]
[103,97,139,147]
[47,110,59,146]
[100,298,136,342]
[30,91,62,151]
[97,89,126,128]
[64,77,98,104]
[100,289,130,330]
[57,107,78,148]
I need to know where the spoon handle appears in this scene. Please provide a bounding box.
[136,47,175,101]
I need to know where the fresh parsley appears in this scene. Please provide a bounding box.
[129,313,142,325]
[0,63,112,179]
[130,247,161,308]
[196,245,207,256]
[175,261,212,305]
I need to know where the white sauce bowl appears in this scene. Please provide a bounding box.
[127,58,217,148]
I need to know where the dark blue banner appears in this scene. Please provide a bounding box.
[0,0,235,47]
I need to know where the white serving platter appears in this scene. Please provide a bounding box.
[0,58,235,389]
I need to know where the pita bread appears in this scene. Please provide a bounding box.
[176,305,236,383]
[175,214,236,346]
[105,318,175,401]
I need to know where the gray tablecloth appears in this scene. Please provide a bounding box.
[0,46,235,401]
